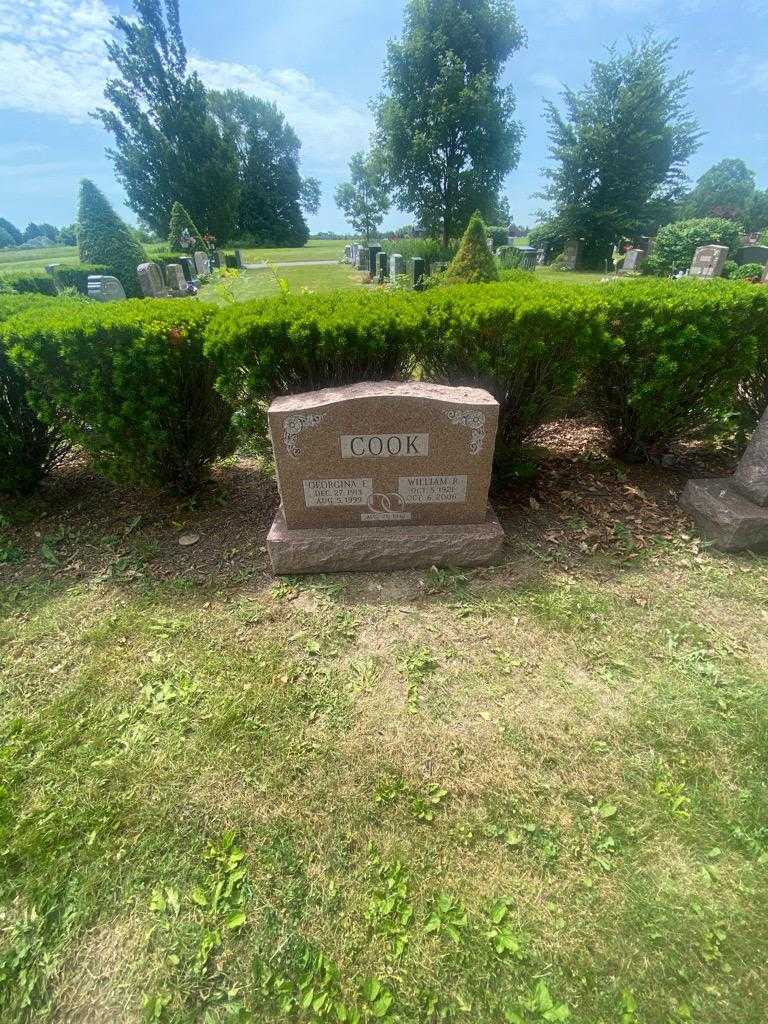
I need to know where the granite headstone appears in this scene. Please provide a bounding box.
[266,381,504,573]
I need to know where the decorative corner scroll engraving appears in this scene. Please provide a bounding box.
[446,409,486,455]
[283,412,325,457]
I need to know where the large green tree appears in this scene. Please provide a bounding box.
[539,35,701,266]
[679,158,768,232]
[210,91,319,246]
[94,0,239,240]
[374,0,525,247]
[334,151,391,244]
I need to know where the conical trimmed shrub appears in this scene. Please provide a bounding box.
[446,211,499,284]
[77,180,146,298]
[168,201,204,251]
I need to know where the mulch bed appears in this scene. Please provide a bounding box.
[0,419,737,589]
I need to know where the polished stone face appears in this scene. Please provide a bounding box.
[267,381,499,531]
[689,244,729,278]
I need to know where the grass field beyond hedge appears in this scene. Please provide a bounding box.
[1,429,767,1023]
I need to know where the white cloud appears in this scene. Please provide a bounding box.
[529,72,562,93]
[0,0,371,170]
[190,57,371,170]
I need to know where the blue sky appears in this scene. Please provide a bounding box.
[1,0,768,235]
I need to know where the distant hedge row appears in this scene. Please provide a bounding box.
[2,277,767,495]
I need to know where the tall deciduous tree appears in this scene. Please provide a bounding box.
[374,0,525,247]
[334,151,390,244]
[94,0,239,240]
[539,35,702,265]
[681,159,755,221]
[209,91,318,246]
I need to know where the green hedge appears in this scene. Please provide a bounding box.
[0,293,68,494]
[586,278,763,460]
[205,291,420,431]
[3,300,236,493]
[51,263,110,294]
[0,270,57,296]
[419,278,609,458]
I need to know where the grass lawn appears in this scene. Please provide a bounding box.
[235,239,346,264]
[0,246,79,273]
[1,422,766,1023]
[198,264,364,304]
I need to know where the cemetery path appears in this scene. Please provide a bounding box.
[244,258,338,269]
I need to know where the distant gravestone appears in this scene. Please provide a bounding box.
[87,275,126,302]
[536,248,546,266]
[390,253,405,280]
[344,245,353,263]
[736,245,768,266]
[178,256,195,282]
[194,251,210,276]
[266,381,504,573]
[516,246,537,270]
[137,262,168,298]
[234,249,243,270]
[681,405,768,551]
[621,248,646,273]
[224,254,238,270]
[689,244,729,278]
[563,238,581,271]
[367,245,381,278]
[409,257,425,290]
[165,264,187,295]
[377,251,389,283]
[358,248,370,272]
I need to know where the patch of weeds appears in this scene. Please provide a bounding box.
[618,989,639,1024]
[654,775,692,820]
[346,655,380,694]
[424,893,468,944]
[423,566,470,599]
[396,645,438,713]
[0,894,79,1021]
[372,775,449,825]
[485,899,525,959]
[505,980,570,1022]
[365,853,414,958]
[255,945,396,1023]
[410,783,449,823]
[144,831,249,1015]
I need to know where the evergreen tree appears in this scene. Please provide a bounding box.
[94,0,239,240]
[374,0,525,247]
[210,91,314,245]
[168,201,203,250]
[77,179,147,298]
[334,151,390,244]
[446,211,498,283]
[0,219,22,245]
[539,35,701,266]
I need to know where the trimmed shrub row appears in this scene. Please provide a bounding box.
[5,300,235,494]
[2,276,767,495]
[51,263,110,294]
[0,270,57,296]
[0,293,69,495]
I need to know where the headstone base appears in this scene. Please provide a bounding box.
[680,478,768,551]
[267,506,505,574]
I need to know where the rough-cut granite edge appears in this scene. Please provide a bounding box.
[268,506,505,574]
[269,380,498,413]
[680,478,768,551]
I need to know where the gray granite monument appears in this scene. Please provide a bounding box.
[87,275,126,302]
[689,244,729,278]
[137,262,169,298]
[681,406,768,551]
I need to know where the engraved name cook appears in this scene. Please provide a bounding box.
[340,432,428,458]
